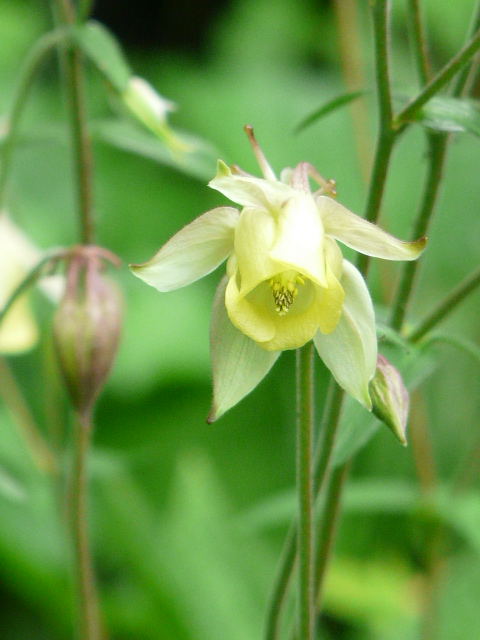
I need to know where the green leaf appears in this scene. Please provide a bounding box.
[0,465,26,502]
[295,90,366,133]
[71,21,132,92]
[92,118,220,181]
[342,479,421,514]
[433,488,480,558]
[407,96,480,136]
[332,343,437,467]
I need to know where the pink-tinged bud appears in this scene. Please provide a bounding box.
[369,354,409,445]
[53,247,122,417]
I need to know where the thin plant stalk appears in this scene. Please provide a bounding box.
[70,411,102,640]
[51,0,95,244]
[264,379,345,640]
[394,27,480,126]
[296,343,315,640]
[406,0,432,85]
[314,462,350,609]
[0,356,57,473]
[0,30,66,206]
[407,264,480,343]
[50,1,100,636]
[356,0,395,277]
[388,133,448,331]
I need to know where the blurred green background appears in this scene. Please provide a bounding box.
[1,0,480,638]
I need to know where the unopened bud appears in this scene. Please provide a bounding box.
[121,76,188,154]
[369,354,409,445]
[53,247,122,417]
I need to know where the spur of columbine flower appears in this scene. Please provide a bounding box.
[131,126,426,421]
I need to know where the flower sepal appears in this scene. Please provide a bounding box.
[208,276,280,422]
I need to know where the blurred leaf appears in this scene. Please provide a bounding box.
[434,487,480,557]
[95,451,274,640]
[71,21,131,92]
[342,479,421,514]
[323,557,419,632]
[92,119,219,181]
[406,96,480,135]
[295,90,366,133]
[0,465,26,502]
[435,552,480,640]
[333,343,437,467]
[421,333,480,367]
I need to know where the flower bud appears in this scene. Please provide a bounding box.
[121,76,187,154]
[369,354,409,445]
[53,248,122,417]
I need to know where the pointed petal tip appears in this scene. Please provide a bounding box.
[206,404,219,424]
[363,391,373,412]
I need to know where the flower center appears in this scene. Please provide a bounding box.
[269,270,305,315]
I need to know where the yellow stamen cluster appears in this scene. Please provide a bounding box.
[269,271,305,315]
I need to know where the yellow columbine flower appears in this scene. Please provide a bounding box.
[0,212,62,354]
[131,127,426,419]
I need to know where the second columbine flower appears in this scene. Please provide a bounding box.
[131,126,426,419]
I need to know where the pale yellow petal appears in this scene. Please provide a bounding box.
[225,271,276,344]
[0,297,39,354]
[130,206,238,292]
[269,192,327,287]
[209,160,294,210]
[233,207,280,295]
[318,196,427,260]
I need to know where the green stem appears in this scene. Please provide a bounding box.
[371,0,393,127]
[71,411,102,640]
[388,133,448,331]
[407,264,480,343]
[78,0,95,21]
[0,29,66,206]
[264,380,345,640]
[394,27,480,126]
[63,45,95,244]
[51,0,95,244]
[356,0,396,276]
[296,344,315,640]
[451,0,480,96]
[406,0,431,84]
[0,357,57,473]
[314,462,350,609]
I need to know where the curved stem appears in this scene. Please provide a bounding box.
[71,411,102,640]
[356,130,395,278]
[394,27,480,126]
[451,0,480,96]
[0,30,66,206]
[407,264,480,343]
[388,132,448,331]
[0,357,57,473]
[296,343,315,640]
[406,0,432,85]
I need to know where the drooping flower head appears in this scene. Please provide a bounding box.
[131,126,426,419]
